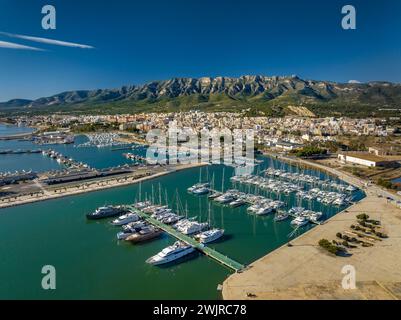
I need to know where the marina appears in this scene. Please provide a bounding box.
[128,205,244,272]
[0,123,364,299]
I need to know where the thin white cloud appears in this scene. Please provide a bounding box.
[0,40,44,51]
[0,31,94,49]
[348,80,361,84]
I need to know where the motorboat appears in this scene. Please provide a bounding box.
[187,183,210,193]
[291,216,309,227]
[176,221,209,235]
[256,205,274,215]
[274,212,289,222]
[195,229,224,244]
[214,193,236,204]
[208,191,222,199]
[125,226,163,243]
[86,205,127,220]
[134,201,152,209]
[192,187,210,195]
[229,198,246,207]
[121,220,147,232]
[146,241,195,265]
[110,213,140,226]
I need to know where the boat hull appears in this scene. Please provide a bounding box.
[147,247,196,265]
[125,230,163,243]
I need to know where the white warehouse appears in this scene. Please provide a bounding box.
[338,153,391,167]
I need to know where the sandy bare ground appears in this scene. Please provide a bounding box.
[223,158,401,300]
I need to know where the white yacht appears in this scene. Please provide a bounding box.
[86,205,127,220]
[333,198,348,206]
[291,216,309,227]
[229,198,246,207]
[289,207,305,216]
[192,187,210,195]
[208,191,222,199]
[346,185,357,192]
[146,241,196,265]
[195,229,224,244]
[176,221,209,235]
[274,212,289,222]
[247,203,262,213]
[256,205,274,215]
[187,183,210,193]
[134,201,152,209]
[214,193,236,204]
[308,211,323,222]
[110,213,140,226]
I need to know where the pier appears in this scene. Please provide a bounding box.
[0,149,42,155]
[127,206,246,272]
[0,133,33,141]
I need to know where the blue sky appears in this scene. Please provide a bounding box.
[0,0,400,101]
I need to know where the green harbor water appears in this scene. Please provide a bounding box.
[0,124,364,299]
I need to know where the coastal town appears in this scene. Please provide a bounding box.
[3,111,401,191]
[2,109,401,300]
[2,0,401,307]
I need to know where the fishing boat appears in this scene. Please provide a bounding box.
[146,241,195,265]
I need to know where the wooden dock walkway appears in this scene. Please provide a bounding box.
[127,205,245,272]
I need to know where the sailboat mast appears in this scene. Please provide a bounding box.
[176,189,179,214]
[158,183,162,205]
[221,167,225,192]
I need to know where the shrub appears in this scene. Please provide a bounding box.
[357,214,370,221]
[327,246,339,255]
[359,220,367,227]
[318,239,341,255]
[377,178,393,189]
[367,219,381,226]
[375,232,388,239]
[296,146,327,157]
[336,232,342,239]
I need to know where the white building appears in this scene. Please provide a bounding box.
[338,153,390,167]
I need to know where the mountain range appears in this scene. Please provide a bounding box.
[1,75,400,117]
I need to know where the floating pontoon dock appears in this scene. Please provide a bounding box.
[127,205,245,272]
